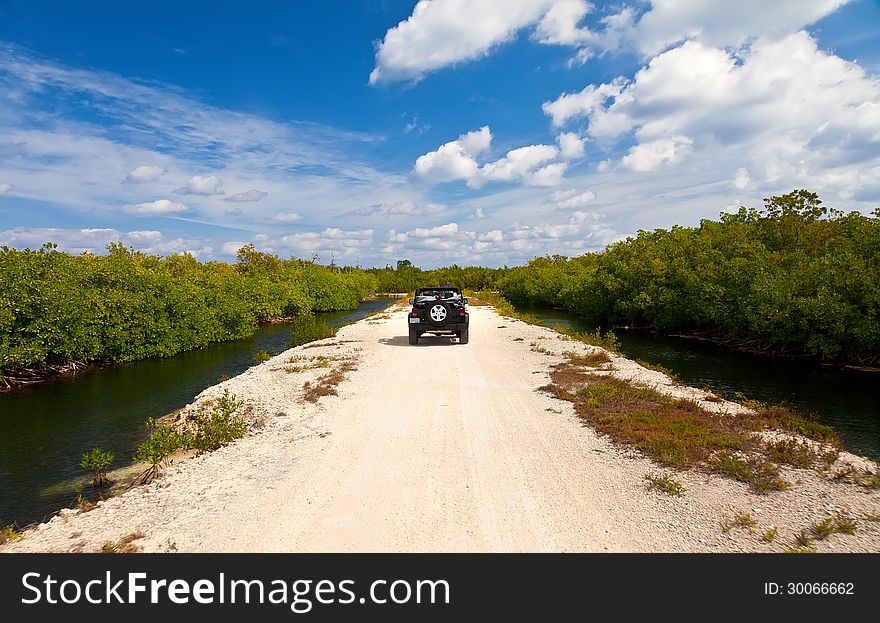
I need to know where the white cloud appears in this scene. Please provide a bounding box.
[173,174,224,196]
[529,162,569,186]
[481,144,559,185]
[0,182,13,194]
[630,0,851,56]
[124,199,188,215]
[414,128,569,188]
[225,189,268,202]
[222,241,246,256]
[543,78,628,127]
[269,211,303,224]
[401,222,460,239]
[733,167,752,191]
[563,32,880,188]
[621,136,693,172]
[275,227,375,262]
[369,0,851,87]
[471,207,488,219]
[551,188,596,209]
[124,164,165,183]
[413,126,492,186]
[370,0,557,84]
[566,47,594,68]
[533,0,593,46]
[557,132,585,159]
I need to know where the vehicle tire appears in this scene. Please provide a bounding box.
[409,329,419,345]
[426,302,451,326]
[459,328,469,344]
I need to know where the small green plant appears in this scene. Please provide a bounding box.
[190,389,248,455]
[80,447,115,488]
[834,514,857,535]
[819,448,840,472]
[713,452,790,494]
[253,349,271,363]
[644,473,687,497]
[720,512,758,534]
[1,524,22,544]
[71,484,95,511]
[132,418,191,484]
[809,517,835,540]
[765,438,814,469]
[761,527,778,543]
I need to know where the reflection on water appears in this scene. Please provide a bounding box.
[0,300,391,527]
[516,305,880,461]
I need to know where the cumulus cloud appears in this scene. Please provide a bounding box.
[621,136,693,172]
[370,0,557,84]
[124,199,188,215]
[551,188,596,209]
[481,144,560,185]
[269,211,303,224]
[0,182,13,194]
[172,174,224,196]
[557,132,585,159]
[533,0,593,46]
[543,78,628,128]
[123,164,165,183]
[275,227,375,261]
[554,32,880,184]
[413,126,492,185]
[629,0,851,56]
[414,127,570,188]
[370,0,850,86]
[224,189,268,202]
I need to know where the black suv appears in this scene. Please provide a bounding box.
[408,286,469,345]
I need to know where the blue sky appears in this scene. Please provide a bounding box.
[1,0,879,268]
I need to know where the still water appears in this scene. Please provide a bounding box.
[0,300,391,527]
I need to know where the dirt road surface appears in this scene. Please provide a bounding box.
[3,303,879,553]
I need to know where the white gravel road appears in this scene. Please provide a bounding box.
[3,302,879,553]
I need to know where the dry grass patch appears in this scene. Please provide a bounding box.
[302,360,357,403]
[100,531,145,553]
[542,362,842,493]
[545,364,746,469]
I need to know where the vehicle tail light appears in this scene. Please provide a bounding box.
[459,307,466,317]
[411,308,419,316]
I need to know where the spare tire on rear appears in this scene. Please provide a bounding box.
[426,302,450,325]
